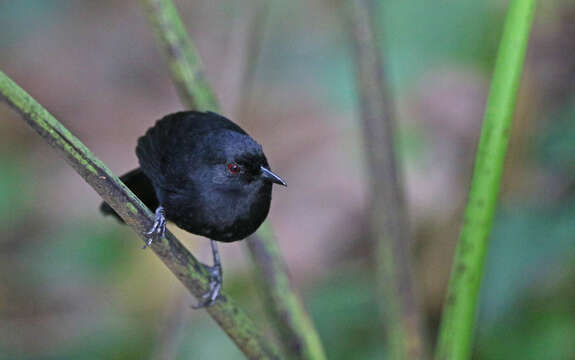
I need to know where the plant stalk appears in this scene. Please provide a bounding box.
[345,0,428,358]
[435,1,536,359]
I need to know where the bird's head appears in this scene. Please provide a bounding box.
[195,129,286,192]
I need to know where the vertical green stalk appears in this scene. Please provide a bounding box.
[435,1,536,359]
[140,0,326,358]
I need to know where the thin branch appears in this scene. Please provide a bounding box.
[0,70,280,360]
[345,0,428,359]
[141,0,219,111]
[247,226,327,360]
[232,0,326,358]
[435,1,536,359]
[140,0,326,358]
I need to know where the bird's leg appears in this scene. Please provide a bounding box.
[192,240,223,308]
[143,206,166,249]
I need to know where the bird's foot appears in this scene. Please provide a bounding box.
[143,206,166,249]
[192,264,223,309]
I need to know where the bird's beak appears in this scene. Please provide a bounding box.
[260,166,287,186]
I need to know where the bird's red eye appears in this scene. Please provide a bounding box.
[227,163,241,174]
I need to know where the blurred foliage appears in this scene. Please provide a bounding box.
[478,291,575,360]
[0,0,67,47]
[0,156,32,231]
[539,97,575,177]
[307,266,385,360]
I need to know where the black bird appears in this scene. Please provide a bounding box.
[100,111,286,307]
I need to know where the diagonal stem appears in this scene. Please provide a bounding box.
[141,0,219,111]
[0,70,280,360]
[140,0,326,358]
[246,225,326,360]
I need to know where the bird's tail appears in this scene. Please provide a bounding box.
[100,168,159,223]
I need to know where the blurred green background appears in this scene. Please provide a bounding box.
[1,0,574,359]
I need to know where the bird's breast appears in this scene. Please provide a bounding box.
[163,185,272,242]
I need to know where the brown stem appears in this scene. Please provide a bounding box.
[344,0,429,358]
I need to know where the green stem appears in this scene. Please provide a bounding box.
[345,0,428,358]
[140,0,326,358]
[247,225,327,360]
[435,1,536,359]
[0,70,280,360]
[141,0,218,111]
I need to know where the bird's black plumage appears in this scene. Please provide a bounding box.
[100,111,286,306]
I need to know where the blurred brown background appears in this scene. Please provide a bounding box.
[1,1,574,359]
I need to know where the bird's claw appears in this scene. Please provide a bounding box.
[192,264,223,309]
[143,206,166,249]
